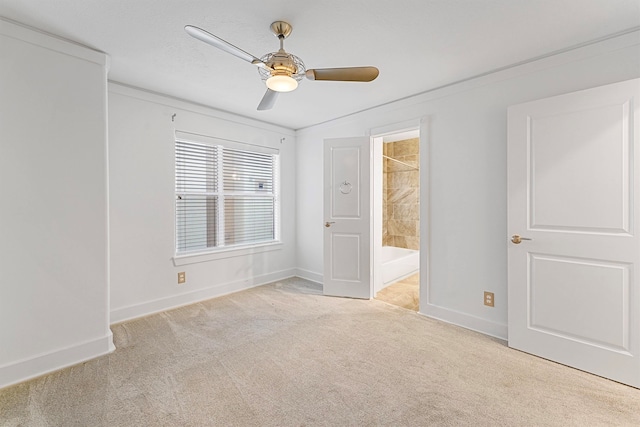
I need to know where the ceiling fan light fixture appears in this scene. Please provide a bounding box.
[266,75,298,92]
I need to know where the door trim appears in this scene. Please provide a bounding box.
[369,116,429,312]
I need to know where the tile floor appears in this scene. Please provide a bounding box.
[374,273,419,311]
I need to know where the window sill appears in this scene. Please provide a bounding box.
[172,242,283,266]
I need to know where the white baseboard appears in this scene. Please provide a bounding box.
[110,268,297,324]
[295,268,323,284]
[0,331,115,390]
[420,303,508,341]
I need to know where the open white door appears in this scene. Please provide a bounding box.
[323,137,371,299]
[508,78,640,388]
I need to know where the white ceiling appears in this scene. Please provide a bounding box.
[1,1,638,130]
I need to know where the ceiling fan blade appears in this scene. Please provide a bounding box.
[185,25,269,69]
[305,66,379,82]
[257,89,279,111]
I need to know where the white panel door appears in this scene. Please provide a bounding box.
[508,78,640,388]
[324,137,371,298]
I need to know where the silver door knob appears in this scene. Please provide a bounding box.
[511,234,532,244]
[325,221,335,228]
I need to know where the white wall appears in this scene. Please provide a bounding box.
[0,18,113,388]
[295,31,640,339]
[108,84,297,323]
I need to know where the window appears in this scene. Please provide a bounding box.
[175,135,279,255]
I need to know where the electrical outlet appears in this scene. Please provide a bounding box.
[178,272,186,284]
[484,291,494,307]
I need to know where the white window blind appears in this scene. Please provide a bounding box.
[175,138,279,255]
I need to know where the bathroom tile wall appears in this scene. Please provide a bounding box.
[383,138,420,250]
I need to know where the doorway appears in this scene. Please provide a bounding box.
[373,129,421,311]
[322,119,428,306]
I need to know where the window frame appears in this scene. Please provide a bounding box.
[173,132,281,262]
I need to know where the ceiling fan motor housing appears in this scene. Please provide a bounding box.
[258,51,305,82]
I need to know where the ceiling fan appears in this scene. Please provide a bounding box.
[185,21,379,111]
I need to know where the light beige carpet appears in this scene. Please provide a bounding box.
[1,277,639,426]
